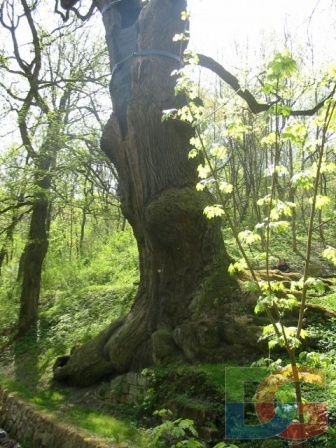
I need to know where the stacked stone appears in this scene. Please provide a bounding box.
[0,429,21,448]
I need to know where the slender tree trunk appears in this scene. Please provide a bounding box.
[0,201,27,276]
[54,0,263,386]
[79,178,89,257]
[318,176,326,244]
[79,205,87,256]
[288,142,298,252]
[0,247,8,276]
[17,155,52,336]
[0,225,13,276]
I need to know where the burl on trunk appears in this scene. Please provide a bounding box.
[54,0,259,387]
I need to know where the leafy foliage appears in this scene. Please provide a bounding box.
[172,39,336,447]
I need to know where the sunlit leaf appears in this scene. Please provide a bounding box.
[188,148,198,159]
[196,182,205,191]
[219,182,233,194]
[291,171,314,189]
[203,205,224,219]
[261,132,277,146]
[238,230,261,245]
[197,164,211,179]
[323,246,336,265]
[310,194,330,209]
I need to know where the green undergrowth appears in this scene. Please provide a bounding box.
[0,284,137,386]
[223,228,336,275]
[0,281,150,446]
[42,226,139,294]
[308,286,336,311]
[0,282,143,446]
[132,360,336,447]
[137,363,239,433]
[1,269,336,447]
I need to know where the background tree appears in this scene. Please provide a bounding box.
[0,0,113,335]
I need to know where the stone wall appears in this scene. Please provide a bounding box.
[101,373,220,444]
[0,387,127,448]
[101,373,148,406]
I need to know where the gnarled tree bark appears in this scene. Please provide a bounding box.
[53,0,262,386]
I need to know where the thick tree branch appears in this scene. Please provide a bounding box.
[197,53,333,117]
[0,201,34,216]
[0,208,33,237]
[38,75,108,89]
[0,81,26,102]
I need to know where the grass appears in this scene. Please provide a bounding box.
[308,287,336,311]
[0,281,150,447]
[1,229,336,447]
[3,286,335,447]
[0,371,149,447]
[0,285,137,385]
[64,408,141,442]
[0,226,148,446]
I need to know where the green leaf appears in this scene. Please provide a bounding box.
[171,425,185,438]
[323,246,336,265]
[265,49,298,81]
[195,182,205,191]
[310,194,330,209]
[180,10,189,21]
[173,32,189,42]
[203,205,224,219]
[319,162,336,174]
[188,149,198,159]
[228,259,247,275]
[268,339,279,349]
[257,194,272,206]
[219,182,233,194]
[291,171,314,189]
[300,329,308,339]
[197,164,211,179]
[261,132,277,146]
[183,49,200,65]
[282,121,308,144]
[254,302,265,314]
[244,281,259,292]
[238,230,261,245]
[263,324,275,336]
[305,277,325,293]
[162,109,178,122]
[210,144,227,159]
[268,221,290,232]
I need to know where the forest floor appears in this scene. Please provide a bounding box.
[1,276,336,447]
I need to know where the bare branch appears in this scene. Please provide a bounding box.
[197,53,333,117]
[0,208,32,237]
[71,1,96,21]
[0,201,34,216]
[55,0,96,22]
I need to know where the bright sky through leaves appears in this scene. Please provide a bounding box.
[189,0,335,68]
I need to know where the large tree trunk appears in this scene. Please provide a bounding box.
[54,0,261,386]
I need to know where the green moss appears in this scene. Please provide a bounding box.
[192,250,239,318]
[308,286,336,311]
